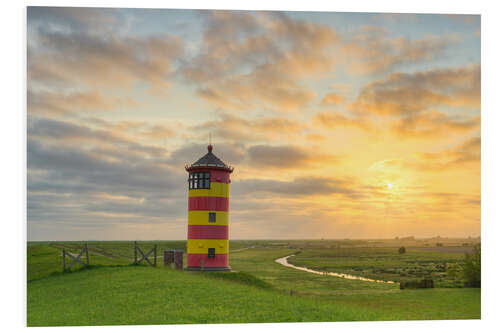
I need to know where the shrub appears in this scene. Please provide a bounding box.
[446,263,461,280]
[436,263,446,272]
[463,244,480,287]
[400,279,434,289]
[398,246,406,254]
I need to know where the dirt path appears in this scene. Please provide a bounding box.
[275,255,395,284]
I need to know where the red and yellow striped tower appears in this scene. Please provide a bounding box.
[185,144,233,271]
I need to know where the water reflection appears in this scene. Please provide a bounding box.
[275,255,395,284]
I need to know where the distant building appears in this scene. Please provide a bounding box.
[185,145,233,271]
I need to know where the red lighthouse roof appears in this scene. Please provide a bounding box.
[185,145,234,172]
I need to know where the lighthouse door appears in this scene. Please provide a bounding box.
[208,248,215,258]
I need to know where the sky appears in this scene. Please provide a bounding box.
[27,7,481,241]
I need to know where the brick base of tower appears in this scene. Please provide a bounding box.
[185,253,231,271]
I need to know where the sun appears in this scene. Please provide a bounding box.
[387,183,393,190]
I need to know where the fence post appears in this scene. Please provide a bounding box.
[62,248,66,271]
[174,251,183,270]
[154,245,157,267]
[134,241,137,264]
[85,243,89,266]
[201,259,204,271]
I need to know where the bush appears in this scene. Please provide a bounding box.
[463,244,480,287]
[435,263,446,272]
[398,246,406,254]
[446,263,461,280]
[400,279,434,289]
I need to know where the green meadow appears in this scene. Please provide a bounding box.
[27,239,480,326]
[287,247,468,287]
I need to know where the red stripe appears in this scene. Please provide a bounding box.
[187,253,228,268]
[188,196,229,211]
[188,225,228,239]
[210,170,231,184]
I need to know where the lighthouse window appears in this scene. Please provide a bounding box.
[209,212,216,223]
[208,248,216,258]
[189,172,211,190]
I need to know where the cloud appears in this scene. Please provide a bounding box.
[313,112,370,130]
[28,121,350,239]
[305,133,326,142]
[373,13,419,23]
[385,137,481,171]
[321,92,345,106]
[168,142,338,172]
[78,117,177,142]
[341,25,453,74]
[28,137,176,190]
[27,7,125,34]
[29,116,129,144]
[191,113,305,142]
[167,143,245,169]
[445,14,481,25]
[26,8,481,240]
[313,109,479,140]
[28,25,184,92]
[28,89,138,115]
[393,110,480,138]
[27,116,188,234]
[349,64,480,116]
[445,137,481,165]
[28,116,169,158]
[182,11,339,111]
[246,144,338,169]
[27,116,190,234]
[233,176,363,199]
[137,125,176,140]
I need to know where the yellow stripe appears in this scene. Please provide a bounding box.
[187,239,229,254]
[189,182,229,198]
[188,211,228,226]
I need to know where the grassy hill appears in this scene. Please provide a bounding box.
[28,265,378,326]
[27,241,480,326]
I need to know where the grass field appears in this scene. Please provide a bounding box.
[287,247,468,287]
[27,239,480,326]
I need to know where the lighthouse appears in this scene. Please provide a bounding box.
[185,144,233,271]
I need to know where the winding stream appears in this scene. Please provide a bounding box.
[275,255,396,284]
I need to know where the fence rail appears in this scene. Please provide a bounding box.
[134,241,157,267]
[62,243,89,271]
[59,242,182,271]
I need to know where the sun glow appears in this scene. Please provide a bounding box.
[387,183,393,190]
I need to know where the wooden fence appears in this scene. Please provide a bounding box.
[60,242,167,271]
[134,241,157,267]
[62,243,89,271]
[164,250,183,270]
